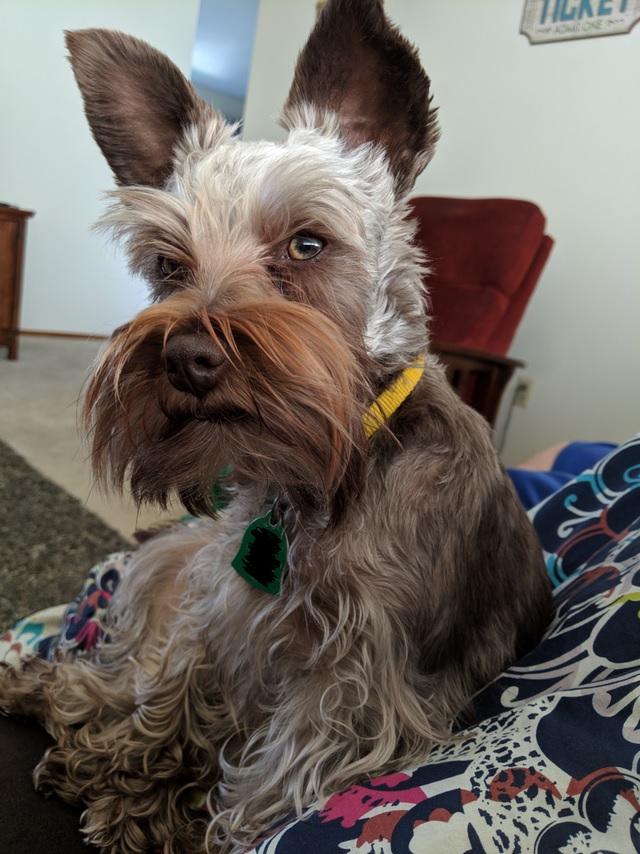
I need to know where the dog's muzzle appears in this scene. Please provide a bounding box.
[162,332,227,397]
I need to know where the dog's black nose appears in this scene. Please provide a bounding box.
[162,333,226,397]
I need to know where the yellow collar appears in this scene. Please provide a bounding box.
[363,357,425,439]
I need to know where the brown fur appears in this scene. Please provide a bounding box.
[0,1,552,852]
[282,0,440,194]
[85,294,370,519]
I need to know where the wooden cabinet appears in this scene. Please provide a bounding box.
[0,205,34,359]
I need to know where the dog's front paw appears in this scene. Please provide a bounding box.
[0,658,52,722]
[35,739,212,853]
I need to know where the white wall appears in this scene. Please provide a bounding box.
[0,0,200,337]
[243,0,640,463]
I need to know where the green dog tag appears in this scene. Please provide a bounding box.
[231,512,288,595]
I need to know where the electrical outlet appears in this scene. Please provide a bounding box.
[513,377,533,408]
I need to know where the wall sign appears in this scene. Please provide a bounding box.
[521,0,640,43]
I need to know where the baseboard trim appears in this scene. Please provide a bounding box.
[19,329,109,341]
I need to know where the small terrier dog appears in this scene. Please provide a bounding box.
[0,1,552,851]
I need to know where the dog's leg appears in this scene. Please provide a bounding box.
[0,522,230,854]
[204,604,452,850]
[31,663,216,853]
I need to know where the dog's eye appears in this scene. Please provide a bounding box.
[287,234,324,261]
[158,256,188,280]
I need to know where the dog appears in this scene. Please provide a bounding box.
[0,1,552,851]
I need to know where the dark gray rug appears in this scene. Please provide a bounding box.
[0,438,130,628]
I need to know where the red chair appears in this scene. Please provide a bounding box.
[408,196,553,427]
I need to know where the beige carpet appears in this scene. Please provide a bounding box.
[0,336,181,540]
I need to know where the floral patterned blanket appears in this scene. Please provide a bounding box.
[3,434,639,853]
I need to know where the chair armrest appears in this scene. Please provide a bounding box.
[430,342,524,427]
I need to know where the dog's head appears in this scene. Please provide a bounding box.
[67,0,438,518]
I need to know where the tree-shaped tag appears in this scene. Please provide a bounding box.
[231,512,288,595]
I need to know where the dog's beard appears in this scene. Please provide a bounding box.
[84,295,370,520]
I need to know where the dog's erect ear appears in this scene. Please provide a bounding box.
[282,0,438,196]
[65,29,207,187]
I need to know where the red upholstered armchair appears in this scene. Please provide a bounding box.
[408,196,553,427]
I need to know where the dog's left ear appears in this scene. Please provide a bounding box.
[281,0,439,196]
